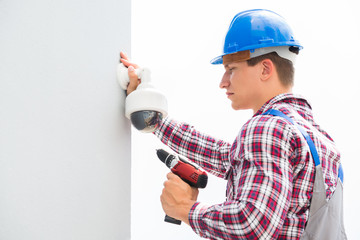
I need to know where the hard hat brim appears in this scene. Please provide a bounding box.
[210,56,223,65]
[210,43,303,65]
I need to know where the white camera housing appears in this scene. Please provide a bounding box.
[117,63,168,132]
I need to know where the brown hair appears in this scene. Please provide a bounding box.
[246,52,295,87]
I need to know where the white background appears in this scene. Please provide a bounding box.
[131,0,360,239]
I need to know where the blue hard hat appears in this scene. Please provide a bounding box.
[211,9,303,65]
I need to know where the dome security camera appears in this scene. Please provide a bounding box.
[117,63,168,133]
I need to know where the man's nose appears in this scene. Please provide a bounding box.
[220,72,230,89]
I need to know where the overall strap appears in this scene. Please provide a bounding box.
[263,109,344,183]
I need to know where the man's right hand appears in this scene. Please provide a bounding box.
[120,52,141,95]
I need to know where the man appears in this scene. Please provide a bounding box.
[121,9,346,239]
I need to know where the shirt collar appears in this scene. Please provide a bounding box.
[254,93,312,117]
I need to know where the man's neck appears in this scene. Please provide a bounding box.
[252,88,293,114]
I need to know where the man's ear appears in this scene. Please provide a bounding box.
[260,59,274,81]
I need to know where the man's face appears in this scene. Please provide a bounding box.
[220,61,261,111]
[220,61,260,110]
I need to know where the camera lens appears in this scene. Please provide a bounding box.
[130,111,163,133]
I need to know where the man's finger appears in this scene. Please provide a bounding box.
[120,51,129,60]
[166,172,180,180]
[120,57,139,69]
[127,66,140,95]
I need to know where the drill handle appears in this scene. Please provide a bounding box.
[164,215,181,225]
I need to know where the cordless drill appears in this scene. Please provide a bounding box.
[156,149,208,225]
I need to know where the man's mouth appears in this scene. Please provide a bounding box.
[226,92,234,98]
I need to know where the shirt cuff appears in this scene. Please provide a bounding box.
[189,202,211,238]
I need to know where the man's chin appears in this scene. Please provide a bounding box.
[231,103,250,111]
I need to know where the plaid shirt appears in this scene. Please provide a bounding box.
[154,93,341,239]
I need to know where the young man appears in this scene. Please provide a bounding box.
[121,9,346,240]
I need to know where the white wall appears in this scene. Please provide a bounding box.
[0,1,131,239]
[131,0,360,239]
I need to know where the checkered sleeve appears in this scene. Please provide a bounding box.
[187,115,296,239]
[154,117,232,178]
